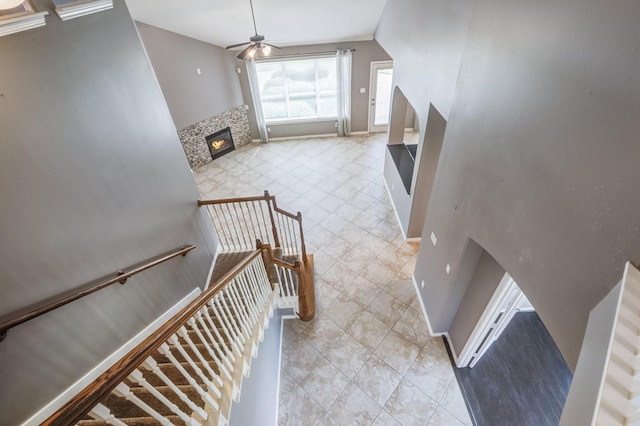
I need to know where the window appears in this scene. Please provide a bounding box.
[255,56,337,123]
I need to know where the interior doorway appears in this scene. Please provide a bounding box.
[368,61,393,132]
[457,273,534,368]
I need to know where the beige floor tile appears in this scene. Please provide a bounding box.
[362,261,399,288]
[384,379,438,426]
[357,233,390,258]
[348,310,391,351]
[321,261,358,292]
[393,306,432,348]
[300,357,350,410]
[300,315,345,353]
[315,413,339,426]
[329,383,382,426]
[313,250,337,276]
[340,246,375,275]
[427,405,466,426]
[367,291,407,328]
[283,337,321,383]
[279,370,298,404]
[384,275,418,305]
[372,410,402,426]
[353,355,402,406]
[279,386,326,426]
[376,244,414,270]
[374,330,420,375]
[325,293,363,330]
[339,275,381,308]
[405,348,454,403]
[439,378,473,425]
[325,333,372,380]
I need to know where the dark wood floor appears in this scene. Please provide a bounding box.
[447,312,573,426]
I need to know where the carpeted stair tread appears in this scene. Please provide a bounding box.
[100,385,204,420]
[209,251,254,284]
[78,414,184,426]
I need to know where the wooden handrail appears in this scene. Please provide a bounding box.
[42,249,262,426]
[0,245,196,343]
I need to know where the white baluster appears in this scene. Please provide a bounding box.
[225,281,252,339]
[87,403,127,426]
[157,342,219,410]
[141,357,208,421]
[127,369,199,426]
[167,333,223,399]
[208,299,244,356]
[111,382,173,426]
[215,293,246,344]
[187,315,234,382]
[198,307,238,368]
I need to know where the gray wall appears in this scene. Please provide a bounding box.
[376,0,640,367]
[237,40,391,139]
[229,310,283,426]
[448,251,505,354]
[0,1,218,423]
[136,22,245,130]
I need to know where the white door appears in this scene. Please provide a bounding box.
[369,61,393,133]
[457,273,532,368]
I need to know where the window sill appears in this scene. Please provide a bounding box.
[266,118,337,126]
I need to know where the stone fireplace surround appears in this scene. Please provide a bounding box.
[178,105,252,169]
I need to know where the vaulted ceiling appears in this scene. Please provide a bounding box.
[125,0,389,49]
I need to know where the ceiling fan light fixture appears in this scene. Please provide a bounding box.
[261,44,272,56]
[247,45,258,58]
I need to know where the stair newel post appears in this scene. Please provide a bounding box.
[296,211,308,263]
[264,190,281,248]
[296,259,315,322]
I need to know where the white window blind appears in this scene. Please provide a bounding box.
[255,56,338,123]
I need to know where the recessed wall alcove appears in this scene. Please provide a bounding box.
[383,86,446,239]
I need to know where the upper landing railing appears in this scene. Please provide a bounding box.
[198,190,307,262]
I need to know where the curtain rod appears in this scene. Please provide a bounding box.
[258,48,355,60]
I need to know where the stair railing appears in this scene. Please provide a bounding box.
[0,245,196,343]
[198,190,307,262]
[43,250,276,426]
[258,241,315,321]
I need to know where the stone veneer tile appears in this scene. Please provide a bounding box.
[178,105,252,169]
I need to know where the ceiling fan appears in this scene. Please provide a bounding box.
[226,0,281,60]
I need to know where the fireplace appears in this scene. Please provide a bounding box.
[205,127,235,160]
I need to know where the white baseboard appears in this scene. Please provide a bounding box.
[444,333,460,364]
[406,237,421,243]
[349,131,370,136]
[22,289,202,426]
[411,275,445,337]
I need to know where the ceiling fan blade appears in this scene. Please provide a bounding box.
[263,42,282,49]
[226,41,250,50]
[236,44,256,60]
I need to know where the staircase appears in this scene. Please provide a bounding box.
[596,263,640,425]
[40,192,314,426]
[561,262,640,426]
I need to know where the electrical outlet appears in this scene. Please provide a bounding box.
[236,67,242,74]
[430,232,437,246]
[391,184,395,191]
[196,68,201,75]
[446,264,451,274]
[421,280,425,289]
[267,127,271,133]
[360,87,366,94]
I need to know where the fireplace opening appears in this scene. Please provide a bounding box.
[205,127,235,161]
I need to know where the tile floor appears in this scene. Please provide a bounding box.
[193,133,472,426]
